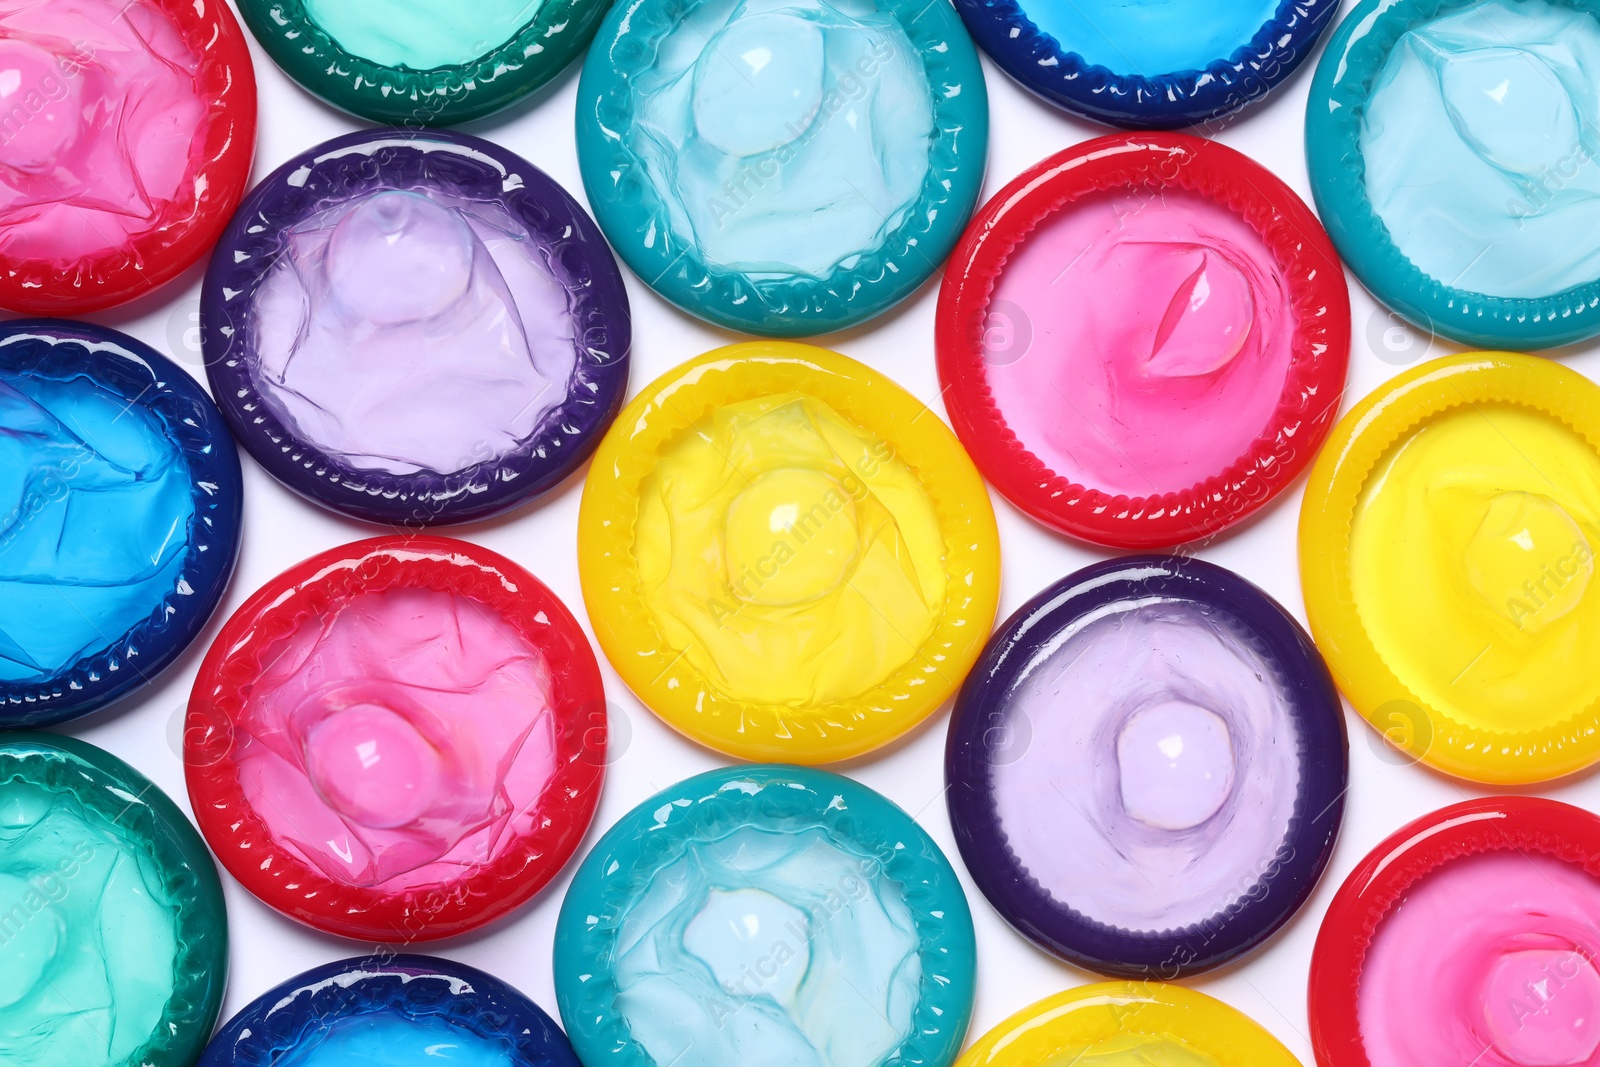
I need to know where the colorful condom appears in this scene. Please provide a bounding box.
[553,765,976,1067]
[234,0,607,125]
[0,0,255,314]
[184,536,606,942]
[198,955,580,1067]
[0,320,242,728]
[958,983,1304,1067]
[947,555,1347,979]
[1309,0,1600,349]
[575,0,987,335]
[578,342,1000,763]
[950,0,1338,129]
[939,134,1350,549]
[0,733,227,1067]
[1310,797,1600,1067]
[203,129,630,526]
[1301,352,1600,783]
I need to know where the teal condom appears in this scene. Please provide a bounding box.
[553,765,976,1067]
[1307,0,1600,350]
[576,0,989,335]
[0,734,227,1067]
[236,0,610,125]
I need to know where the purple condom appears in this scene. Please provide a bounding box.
[202,129,631,526]
[946,554,1347,979]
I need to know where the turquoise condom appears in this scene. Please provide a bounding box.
[553,765,977,1067]
[0,734,227,1067]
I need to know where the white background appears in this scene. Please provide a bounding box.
[47,1,1600,1061]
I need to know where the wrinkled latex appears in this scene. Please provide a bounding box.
[276,1012,514,1067]
[302,0,542,70]
[1026,0,1280,76]
[233,587,559,890]
[251,189,577,476]
[0,372,193,684]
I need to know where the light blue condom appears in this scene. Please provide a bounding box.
[1308,0,1600,349]
[1028,0,1282,77]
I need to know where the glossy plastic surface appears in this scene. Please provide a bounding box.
[947,555,1347,979]
[1307,0,1600,350]
[0,733,227,1067]
[203,129,630,527]
[1309,797,1600,1067]
[938,134,1350,550]
[0,0,255,314]
[197,955,580,1067]
[578,342,1000,763]
[553,765,976,1067]
[575,0,988,336]
[950,0,1339,129]
[234,0,607,125]
[956,982,1305,1067]
[184,536,606,942]
[1300,352,1600,783]
[0,320,242,728]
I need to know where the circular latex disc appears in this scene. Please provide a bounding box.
[553,765,976,1067]
[0,320,242,728]
[956,982,1304,1067]
[0,0,255,315]
[203,128,631,527]
[575,0,988,336]
[1300,352,1600,784]
[234,0,606,125]
[937,133,1350,550]
[0,733,227,1067]
[947,554,1347,979]
[1309,797,1600,1067]
[197,954,580,1067]
[577,341,1001,763]
[951,0,1338,130]
[1308,0,1600,350]
[185,535,607,942]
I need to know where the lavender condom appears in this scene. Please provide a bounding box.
[203,129,630,526]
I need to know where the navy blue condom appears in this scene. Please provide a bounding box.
[0,320,242,727]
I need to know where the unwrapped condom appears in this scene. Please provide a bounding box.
[184,536,607,942]
[203,129,630,526]
[576,0,988,335]
[0,733,227,1067]
[197,955,580,1067]
[553,765,976,1067]
[947,555,1347,978]
[578,341,1000,763]
[938,134,1350,549]
[1301,352,1600,783]
[0,320,242,728]
[0,0,255,314]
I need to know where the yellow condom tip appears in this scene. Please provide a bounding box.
[1300,352,1600,784]
[578,342,1001,764]
[956,982,1303,1067]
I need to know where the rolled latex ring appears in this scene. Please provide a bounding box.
[553,765,976,1067]
[578,341,1001,763]
[957,982,1304,1067]
[0,733,227,1067]
[0,319,242,728]
[0,0,255,314]
[185,536,607,942]
[938,133,1350,549]
[1300,352,1600,783]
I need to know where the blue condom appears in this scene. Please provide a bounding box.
[951,0,1339,130]
[575,0,988,336]
[0,321,241,727]
[553,765,977,1067]
[197,956,580,1067]
[1308,0,1600,350]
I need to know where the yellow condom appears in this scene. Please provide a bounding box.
[956,983,1303,1067]
[1300,352,1600,783]
[578,342,1000,763]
